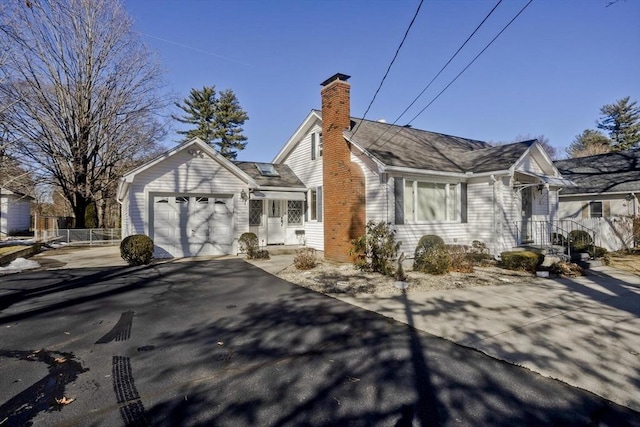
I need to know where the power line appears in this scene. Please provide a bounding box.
[364,0,504,152]
[351,0,424,139]
[371,0,534,153]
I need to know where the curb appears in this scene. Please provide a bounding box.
[0,244,41,266]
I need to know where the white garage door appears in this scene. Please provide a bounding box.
[152,195,233,257]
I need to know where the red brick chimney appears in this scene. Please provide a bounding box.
[321,73,366,263]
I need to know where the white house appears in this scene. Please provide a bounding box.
[118,73,574,260]
[0,187,33,238]
[554,150,640,250]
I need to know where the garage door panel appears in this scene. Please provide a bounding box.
[152,194,233,257]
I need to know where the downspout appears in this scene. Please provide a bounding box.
[491,175,499,259]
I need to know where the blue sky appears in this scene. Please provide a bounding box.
[124,0,640,161]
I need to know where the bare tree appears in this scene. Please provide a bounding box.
[0,0,167,228]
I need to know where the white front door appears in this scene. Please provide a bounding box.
[267,199,285,244]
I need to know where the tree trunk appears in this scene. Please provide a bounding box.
[73,193,90,229]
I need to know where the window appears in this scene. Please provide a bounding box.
[589,201,603,218]
[309,186,323,222]
[196,197,209,204]
[249,200,262,226]
[288,200,303,225]
[311,132,323,160]
[175,196,189,204]
[403,180,459,222]
[255,163,279,177]
[156,197,169,204]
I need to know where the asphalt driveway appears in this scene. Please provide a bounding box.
[0,250,639,425]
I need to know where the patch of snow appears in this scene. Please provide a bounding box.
[0,257,40,273]
[0,239,35,247]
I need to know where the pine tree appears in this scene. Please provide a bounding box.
[174,86,249,159]
[566,129,612,158]
[596,97,640,150]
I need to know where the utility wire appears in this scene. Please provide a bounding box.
[351,0,424,139]
[371,0,533,153]
[364,0,504,151]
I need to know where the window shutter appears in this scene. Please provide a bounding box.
[311,133,316,160]
[581,202,589,218]
[394,178,404,225]
[317,186,323,222]
[604,201,611,217]
[305,192,309,221]
[460,183,468,223]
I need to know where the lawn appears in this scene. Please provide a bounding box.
[608,250,640,275]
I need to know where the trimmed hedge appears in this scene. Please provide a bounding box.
[120,234,154,266]
[499,250,541,273]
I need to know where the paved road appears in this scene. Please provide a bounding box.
[1,258,639,426]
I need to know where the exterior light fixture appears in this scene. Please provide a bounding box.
[240,189,249,204]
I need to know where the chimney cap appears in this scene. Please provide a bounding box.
[320,73,351,87]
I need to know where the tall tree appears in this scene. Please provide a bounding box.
[566,129,612,158]
[0,0,166,228]
[596,96,640,150]
[174,86,249,160]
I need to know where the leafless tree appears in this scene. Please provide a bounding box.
[0,0,167,228]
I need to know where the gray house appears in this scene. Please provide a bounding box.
[0,187,33,237]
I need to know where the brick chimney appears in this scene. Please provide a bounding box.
[321,73,366,263]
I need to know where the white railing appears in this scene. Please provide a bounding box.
[36,228,121,245]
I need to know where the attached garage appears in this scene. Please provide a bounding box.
[117,138,257,258]
[151,194,234,258]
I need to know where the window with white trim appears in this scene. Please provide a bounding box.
[404,180,459,222]
[311,132,323,160]
[287,200,303,225]
[309,187,323,222]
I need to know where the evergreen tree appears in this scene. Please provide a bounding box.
[566,129,611,158]
[174,86,249,159]
[596,97,640,150]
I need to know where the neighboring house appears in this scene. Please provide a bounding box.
[0,187,33,237]
[118,73,574,259]
[554,150,640,250]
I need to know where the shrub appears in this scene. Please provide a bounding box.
[120,234,154,266]
[239,232,259,259]
[447,245,474,273]
[414,245,451,275]
[569,230,593,249]
[499,250,541,273]
[416,235,445,252]
[294,247,317,270]
[254,249,270,260]
[466,240,492,265]
[350,221,401,276]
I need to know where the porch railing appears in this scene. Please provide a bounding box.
[514,219,598,258]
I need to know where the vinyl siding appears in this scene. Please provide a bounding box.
[283,124,324,250]
[559,194,635,218]
[0,195,31,235]
[126,150,248,254]
[351,153,386,223]
[467,178,497,252]
[121,196,131,238]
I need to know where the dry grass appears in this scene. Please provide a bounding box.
[608,250,640,275]
[277,259,541,296]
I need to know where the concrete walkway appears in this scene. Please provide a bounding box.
[335,266,640,412]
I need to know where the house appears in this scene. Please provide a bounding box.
[0,187,33,238]
[118,73,573,260]
[554,150,640,250]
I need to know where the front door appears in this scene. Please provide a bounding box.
[521,187,533,243]
[267,199,285,244]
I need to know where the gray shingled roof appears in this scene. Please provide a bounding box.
[234,162,305,188]
[345,118,533,173]
[553,149,640,195]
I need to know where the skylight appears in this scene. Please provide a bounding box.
[255,163,279,177]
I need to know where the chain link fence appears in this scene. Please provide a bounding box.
[36,228,121,245]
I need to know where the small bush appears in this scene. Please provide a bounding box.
[239,232,259,259]
[499,250,541,273]
[294,247,317,270]
[254,249,270,260]
[120,234,154,266]
[414,245,451,275]
[569,230,593,248]
[350,221,401,276]
[447,245,474,273]
[416,235,445,252]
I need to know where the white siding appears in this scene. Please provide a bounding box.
[467,178,498,253]
[0,195,31,235]
[559,194,636,219]
[121,196,131,238]
[127,150,248,255]
[501,177,521,253]
[283,124,324,250]
[351,153,387,223]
